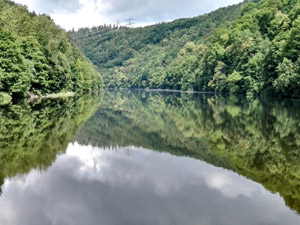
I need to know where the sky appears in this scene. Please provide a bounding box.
[13,0,243,30]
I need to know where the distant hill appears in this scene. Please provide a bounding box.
[70,0,300,98]
[69,1,245,89]
[0,0,103,98]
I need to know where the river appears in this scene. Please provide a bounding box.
[0,90,299,225]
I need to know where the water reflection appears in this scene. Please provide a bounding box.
[0,144,299,225]
[75,91,300,214]
[0,94,102,194]
[0,90,300,225]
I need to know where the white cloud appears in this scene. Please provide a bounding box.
[13,0,243,30]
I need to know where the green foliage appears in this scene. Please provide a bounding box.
[0,92,11,104]
[164,43,205,90]
[227,71,244,93]
[0,0,103,97]
[71,0,300,98]
[69,1,245,90]
[273,57,300,96]
[208,61,227,91]
[194,0,300,97]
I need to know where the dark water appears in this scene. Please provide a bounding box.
[0,91,300,225]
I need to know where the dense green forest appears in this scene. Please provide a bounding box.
[70,0,300,98]
[0,0,103,98]
[75,90,300,214]
[0,93,103,194]
[69,1,245,90]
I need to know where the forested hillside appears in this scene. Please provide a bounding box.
[0,0,103,98]
[69,1,247,89]
[194,0,300,97]
[70,0,300,98]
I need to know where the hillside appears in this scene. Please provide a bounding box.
[69,1,247,89]
[194,0,300,97]
[70,0,300,98]
[0,0,103,98]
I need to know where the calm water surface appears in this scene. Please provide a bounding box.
[0,91,299,225]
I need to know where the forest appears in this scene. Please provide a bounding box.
[0,0,103,98]
[70,0,300,98]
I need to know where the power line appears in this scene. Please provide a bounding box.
[70,30,104,40]
[70,18,137,42]
[70,28,113,41]
[126,16,135,27]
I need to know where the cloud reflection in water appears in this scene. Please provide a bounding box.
[0,142,299,225]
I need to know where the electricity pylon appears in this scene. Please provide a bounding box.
[126,16,135,27]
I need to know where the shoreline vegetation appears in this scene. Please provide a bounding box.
[71,0,300,98]
[1,0,299,99]
[0,0,103,99]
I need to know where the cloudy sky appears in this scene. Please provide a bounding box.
[13,0,243,30]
